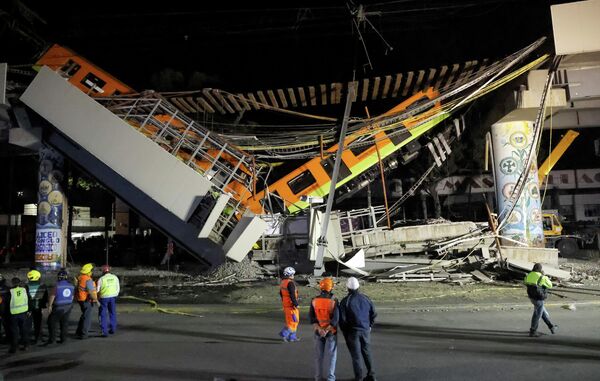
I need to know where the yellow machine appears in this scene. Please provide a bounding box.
[538,129,579,183]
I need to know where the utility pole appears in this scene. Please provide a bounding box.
[313,83,355,276]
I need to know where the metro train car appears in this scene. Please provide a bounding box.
[35,44,135,97]
[35,44,446,219]
[243,88,443,215]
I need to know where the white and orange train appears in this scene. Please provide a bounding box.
[36,44,448,217]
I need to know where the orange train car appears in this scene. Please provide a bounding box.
[35,44,446,218]
[242,88,442,215]
[35,44,135,97]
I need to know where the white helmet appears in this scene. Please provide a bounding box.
[283,267,296,277]
[347,277,360,290]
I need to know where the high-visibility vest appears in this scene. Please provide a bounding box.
[280,279,298,309]
[524,271,552,288]
[10,287,28,315]
[28,281,46,309]
[98,273,119,298]
[54,280,75,306]
[312,296,337,334]
[77,274,95,302]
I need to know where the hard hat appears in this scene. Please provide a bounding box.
[27,269,41,282]
[283,267,296,277]
[347,277,360,290]
[80,263,94,274]
[319,278,333,292]
[57,269,69,281]
[101,264,111,273]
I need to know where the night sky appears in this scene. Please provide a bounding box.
[1,1,571,93]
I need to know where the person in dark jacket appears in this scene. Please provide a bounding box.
[46,268,75,344]
[339,277,377,381]
[26,269,48,344]
[0,274,11,343]
[524,263,558,337]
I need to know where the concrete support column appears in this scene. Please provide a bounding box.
[491,121,544,247]
[35,145,67,269]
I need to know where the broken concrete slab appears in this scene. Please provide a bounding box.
[506,258,571,280]
[501,246,559,267]
[470,270,493,283]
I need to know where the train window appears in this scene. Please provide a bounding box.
[59,60,81,77]
[389,128,411,146]
[287,170,317,195]
[80,73,106,93]
[321,154,352,182]
[350,141,372,157]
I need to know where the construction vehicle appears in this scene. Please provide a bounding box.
[542,209,586,257]
[542,209,599,257]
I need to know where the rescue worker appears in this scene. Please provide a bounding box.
[46,269,75,344]
[0,274,11,343]
[75,263,98,339]
[524,263,558,337]
[96,265,120,337]
[279,266,300,342]
[27,269,48,344]
[310,276,339,381]
[8,277,32,353]
[339,277,377,381]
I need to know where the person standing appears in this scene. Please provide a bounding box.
[75,263,98,339]
[8,277,32,353]
[339,277,377,381]
[26,269,48,344]
[96,265,120,337]
[0,274,11,343]
[524,263,558,337]
[310,276,339,381]
[46,269,75,344]
[279,266,300,342]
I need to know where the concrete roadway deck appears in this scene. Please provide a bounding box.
[2,300,600,380]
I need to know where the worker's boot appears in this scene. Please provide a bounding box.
[529,329,540,337]
[279,327,290,342]
[287,332,300,342]
[549,324,558,334]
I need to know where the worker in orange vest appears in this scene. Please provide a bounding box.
[279,266,300,342]
[75,263,98,339]
[310,276,339,381]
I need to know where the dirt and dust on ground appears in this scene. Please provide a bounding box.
[3,254,600,309]
[117,253,600,308]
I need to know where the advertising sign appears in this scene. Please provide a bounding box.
[35,146,65,269]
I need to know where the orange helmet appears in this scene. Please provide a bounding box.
[319,278,333,292]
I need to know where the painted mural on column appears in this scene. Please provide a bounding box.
[35,146,65,269]
[492,121,544,247]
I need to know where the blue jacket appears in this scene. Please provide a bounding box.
[339,290,377,332]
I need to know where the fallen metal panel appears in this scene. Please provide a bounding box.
[224,215,268,262]
[20,67,213,221]
[506,258,571,280]
[198,194,231,238]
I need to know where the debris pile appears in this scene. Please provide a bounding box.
[349,253,497,285]
[180,258,272,286]
[561,258,600,284]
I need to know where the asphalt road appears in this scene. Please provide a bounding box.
[2,300,600,380]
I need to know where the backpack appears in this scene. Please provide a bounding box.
[526,275,548,300]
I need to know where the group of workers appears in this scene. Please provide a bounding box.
[279,262,558,381]
[0,263,120,354]
[279,267,377,381]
